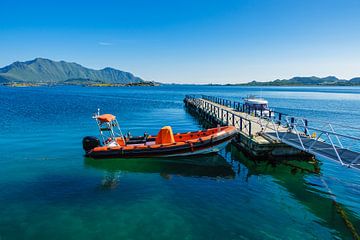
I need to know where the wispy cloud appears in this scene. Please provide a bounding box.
[98,42,113,46]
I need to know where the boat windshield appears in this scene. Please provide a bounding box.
[252,104,268,110]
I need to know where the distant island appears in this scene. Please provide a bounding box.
[219,76,360,86]
[0,58,158,87]
[2,58,359,87]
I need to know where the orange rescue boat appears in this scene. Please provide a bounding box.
[82,110,237,159]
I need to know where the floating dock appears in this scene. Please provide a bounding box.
[184,95,360,169]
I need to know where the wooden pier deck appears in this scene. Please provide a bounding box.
[184,95,360,168]
[184,95,309,159]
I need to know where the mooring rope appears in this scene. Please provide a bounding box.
[320,177,360,240]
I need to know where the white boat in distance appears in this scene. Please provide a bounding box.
[243,95,270,117]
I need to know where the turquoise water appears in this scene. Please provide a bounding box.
[0,85,359,239]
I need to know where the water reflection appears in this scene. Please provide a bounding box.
[84,154,235,183]
[228,145,360,239]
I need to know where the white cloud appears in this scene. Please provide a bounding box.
[98,42,112,46]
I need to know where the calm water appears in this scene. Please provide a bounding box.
[0,85,359,240]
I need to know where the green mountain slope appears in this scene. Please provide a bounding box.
[241,76,360,86]
[0,58,145,85]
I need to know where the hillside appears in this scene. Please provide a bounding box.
[239,76,360,86]
[0,58,146,85]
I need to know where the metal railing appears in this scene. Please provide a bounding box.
[270,116,360,168]
[185,95,360,169]
[201,95,288,124]
[185,95,254,137]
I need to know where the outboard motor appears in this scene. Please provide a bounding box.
[82,136,100,152]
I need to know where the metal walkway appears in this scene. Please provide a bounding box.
[259,115,360,169]
[265,132,360,169]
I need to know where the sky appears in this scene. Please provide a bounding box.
[0,0,360,84]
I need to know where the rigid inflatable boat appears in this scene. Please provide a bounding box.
[82,110,237,159]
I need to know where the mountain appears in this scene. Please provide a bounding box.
[240,76,360,86]
[350,77,360,84]
[0,58,146,85]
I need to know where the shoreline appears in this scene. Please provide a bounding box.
[1,82,160,88]
[2,82,360,88]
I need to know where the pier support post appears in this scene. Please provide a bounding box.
[221,109,224,123]
[249,121,252,136]
[226,111,229,125]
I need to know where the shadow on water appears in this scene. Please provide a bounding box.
[228,145,360,239]
[84,154,235,181]
[185,101,360,239]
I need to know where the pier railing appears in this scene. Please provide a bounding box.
[184,95,360,169]
[185,95,254,137]
[201,95,289,125]
[274,116,360,168]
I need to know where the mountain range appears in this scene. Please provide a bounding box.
[240,76,360,86]
[1,58,359,87]
[0,58,147,86]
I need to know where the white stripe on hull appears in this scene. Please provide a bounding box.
[159,140,231,157]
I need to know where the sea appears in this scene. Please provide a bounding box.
[0,85,359,240]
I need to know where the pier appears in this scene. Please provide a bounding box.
[184,95,360,169]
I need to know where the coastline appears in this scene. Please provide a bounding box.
[2,81,160,88]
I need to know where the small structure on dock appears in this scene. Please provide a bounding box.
[184,95,360,169]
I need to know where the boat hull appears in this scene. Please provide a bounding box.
[85,127,237,159]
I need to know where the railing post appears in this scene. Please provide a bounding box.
[304,119,308,135]
[240,117,243,131]
[232,113,235,126]
[249,121,252,136]
[226,110,229,125]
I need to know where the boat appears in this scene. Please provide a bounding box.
[82,110,238,159]
[243,95,270,117]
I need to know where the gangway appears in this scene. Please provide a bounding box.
[259,116,360,169]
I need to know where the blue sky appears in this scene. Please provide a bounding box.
[0,0,359,83]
